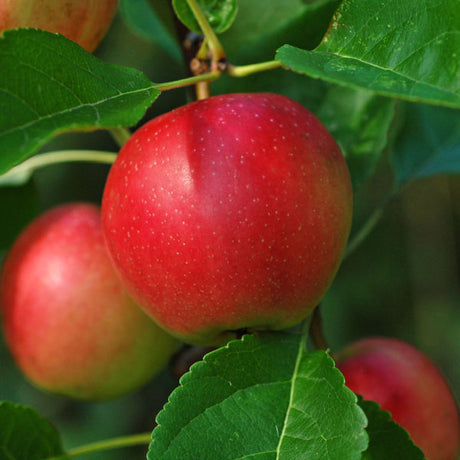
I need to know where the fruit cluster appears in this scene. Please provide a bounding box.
[2,90,459,459]
[1,91,353,394]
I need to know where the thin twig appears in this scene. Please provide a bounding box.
[309,307,329,350]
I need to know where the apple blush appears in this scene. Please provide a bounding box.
[0,203,178,400]
[0,0,118,52]
[102,93,353,345]
[336,337,460,460]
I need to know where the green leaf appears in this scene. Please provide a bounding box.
[0,29,160,174]
[317,86,396,190]
[392,104,460,187]
[172,0,238,34]
[118,0,182,62]
[0,401,64,460]
[359,399,425,459]
[149,333,368,459]
[277,0,460,108]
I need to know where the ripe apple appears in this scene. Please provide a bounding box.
[0,203,178,400]
[336,337,460,460]
[102,93,353,345]
[0,0,118,52]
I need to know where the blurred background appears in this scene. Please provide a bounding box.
[1,5,459,459]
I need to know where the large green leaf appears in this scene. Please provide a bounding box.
[392,104,460,187]
[118,0,182,62]
[317,86,396,190]
[0,401,64,460]
[0,29,160,174]
[277,0,460,108]
[359,399,425,460]
[149,333,368,459]
[172,0,238,34]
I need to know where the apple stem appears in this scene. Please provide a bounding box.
[0,150,117,186]
[309,307,329,351]
[185,0,226,63]
[47,432,152,459]
[195,80,211,100]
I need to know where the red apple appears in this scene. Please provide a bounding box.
[0,203,178,400]
[336,337,460,460]
[0,0,118,52]
[102,93,353,345]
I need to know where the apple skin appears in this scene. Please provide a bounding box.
[336,337,460,460]
[0,203,178,400]
[102,93,353,345]
[0,0,118,52]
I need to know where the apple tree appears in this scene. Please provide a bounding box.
[0,0,459,459]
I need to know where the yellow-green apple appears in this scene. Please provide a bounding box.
[0,0,118,52]
[336,337,460,460]
[102,93,353,345]
[0,203,178,400]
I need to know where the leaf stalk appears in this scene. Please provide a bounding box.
[227,60,283,77]
[0,150,117,186]
[153,70,221,91]
[47,432,152,460]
